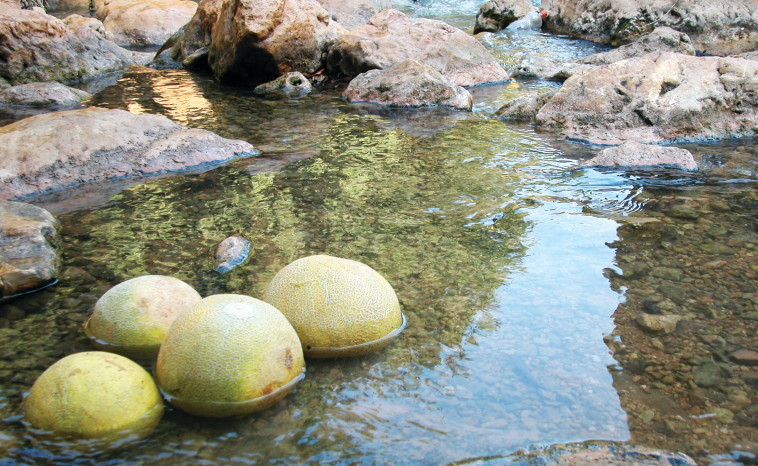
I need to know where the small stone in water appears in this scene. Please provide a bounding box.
[729,349,758,366]
[213,234,251,274]
[636,313,682,334]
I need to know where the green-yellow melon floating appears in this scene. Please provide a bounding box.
[84,275,201,359]
[155,294,305,418]
[23,351,163,444]
[262,254,406,358]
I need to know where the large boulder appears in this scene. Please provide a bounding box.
[158,0,346,84]
[541,0,758,56]
[0,82,90,106]
[344,60,472,110]
[0,4,143,85]
[316,0,389,30]
[327,9,509,87]
[581,142,698,171]
[0,107,257,200]
[474,0,534,34]
[0,201,59,300]
[535,52,758,144]
[62,14,106,38]
[96,0,198,47]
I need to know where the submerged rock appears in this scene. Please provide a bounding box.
[495,90,555,121]
[253,72,312,97]
[213,234,251,274]
[541,0,758,56]
[344,60,472,110]
[0,107,257,200]
[582,142,698,171]
[0,201,60,300]
[327,9,509,87]
[536,52,758,144]
[0,82,90,107]
[474,0,534,34]
[509,441,696,465]
[0,3,144,85]
[96,0,198,47]
[636,313,683,334]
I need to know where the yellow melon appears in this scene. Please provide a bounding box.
[84,275,201,359]
[155,294,305,418]
[262,255,406,357]
[23,351,163,443]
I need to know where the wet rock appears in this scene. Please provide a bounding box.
[0,107,257,200]
[62,15,106,38]
[581,142,698,171]
[495,90,555,122]
[0,201,60,300]
[693,360,729,387]
[344,60,472,111]
[579,27,695,66]
[729,349,758,366]
[152,0,221,71]
[536,52,758,145]
[0,82,90,107]
[509,440,696,465]
[253,72,312,97]
[743,371,758,389]
[213,234,251,274]
[0,3,146,85]
[473,0,534,34]
[327,9,509,87]
[513,56,587,81]
[95,0,198,47]
[541,0,758,56]
[316,0,388,30]
[636,313,682,334]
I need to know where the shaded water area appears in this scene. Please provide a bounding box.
[1,1,758,464]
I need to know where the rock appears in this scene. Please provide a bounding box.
[62,15,106,38]
[536,52,758,145]
[730,349,758,366]
[0,4,143,85]
[47,0,105,10]
[316,0,389,30]
[473,0,534,34]
[495,90,555,121]
[541,0,758,56]
[343,60,472,111]
[636,313,682,334]
[505,10,546,31]
[509,441,697,465]
[208,0,346,83]
[153,0,222,71]
[327,9,509,87]
[513,55,588,80]
[0,201,60,300]
[737,50,758,61]
[96,0,198,47]
[693,360,729,387]
[0,82,90,107]
[0,107,257,200]
[213,234,251,274]
[578,27,695,66]
[581,142,698,171]
[253,72,312,97]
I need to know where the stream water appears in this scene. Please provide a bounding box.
[1,1,757,464]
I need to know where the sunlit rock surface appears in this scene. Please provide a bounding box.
[96,0,197,47]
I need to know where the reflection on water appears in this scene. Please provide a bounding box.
[1,1,757,463]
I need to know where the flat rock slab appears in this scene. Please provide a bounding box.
[0,201,60,300]
[0,82,91,107]
[536,52,758,145]
[327,9,509,87]
[0,107,257,200]
[582,142,697,171]
[96,0,198,47]
[344,60,472,110]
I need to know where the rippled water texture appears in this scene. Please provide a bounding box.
[1,1,757,464]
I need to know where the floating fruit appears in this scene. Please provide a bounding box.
[155,294,305,418]
[84,275,201,359]
[262,255,406,358]
[23,351,163,443]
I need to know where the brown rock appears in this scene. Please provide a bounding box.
[253,71,312,97]
[578,27,695,66]
[636,313,682,334]
[541,0,758,56]
[62,15,106,38]
[0,82,90,107]
[730,349,758,366]
[0,4,142,85]
[316,0,388,30]
[536,52,758,144]
[213,234,251,274]
[474,0,534,34]
[96,0,198,47]
[344,60,472,110]
[495,90,555,121]
[327,9,509,87]
[0,201,60,300]
[0,107,257,200]
[582,142,698,171]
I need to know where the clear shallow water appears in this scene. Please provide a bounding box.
[1,1,757,464]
